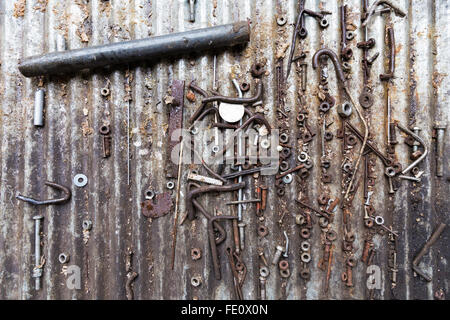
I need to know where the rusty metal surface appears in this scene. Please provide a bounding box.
[0,0,448,300]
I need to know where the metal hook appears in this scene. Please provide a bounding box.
[312,48,347,86]
[362,0,406,27]
[16,181,71,205]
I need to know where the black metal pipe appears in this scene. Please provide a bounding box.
[18,22,250,77]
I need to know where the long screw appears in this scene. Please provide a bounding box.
[32,215,44,290]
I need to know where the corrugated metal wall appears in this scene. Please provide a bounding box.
[0,0,448,300]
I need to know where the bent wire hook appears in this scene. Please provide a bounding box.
[16,181,71,205]
[312,48,369,204]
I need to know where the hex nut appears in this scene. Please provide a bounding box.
[279,161,289,172]
[276,187,285,197]
[82,220,93,231]
[279,260,289,271]
[365,218,374,228]
[145,189,155,200]
[300,268,311,280]
[280,269,291,278]
[319,217,329,228]
[301,241,310,252]
[298,151,309,163]
[101,87,110,97]
[260,266,270,278]
[191,248,202,260]
[295,214,306,226]
[346,31,355,41]
[320,18,329,28]
[301,252,311,263]
[258,225,268,238]
[279,133,289,144]
[240,82,250,92]
[304,159,313,170]
[191,275,202,287]
[319,101,331,113]
[326,230,337,242]
[300,228,311,239]
[58,253,69,264]
[251,63,265,78]
[338,102,352,118]
[375,216,385,225]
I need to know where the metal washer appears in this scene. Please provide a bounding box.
[74,174,88,187]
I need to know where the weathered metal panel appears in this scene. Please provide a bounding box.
[0,0,448,300]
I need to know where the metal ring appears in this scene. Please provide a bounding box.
[166,181,175,189]
[82,220,92,231]
[58,253,69,264]
[301,252,311,263]
[74,174,88,187]
[282,174,293,184]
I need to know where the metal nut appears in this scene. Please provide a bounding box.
[278,260,289,271]
[191,275,202,287]
[191,247,202,260]
[82,220,93,231]
[301,252,311,263]
[301,241,310,252]
[58,253,69,264]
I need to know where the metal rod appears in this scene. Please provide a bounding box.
[18,22,251,77]
[33,89,45,127]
